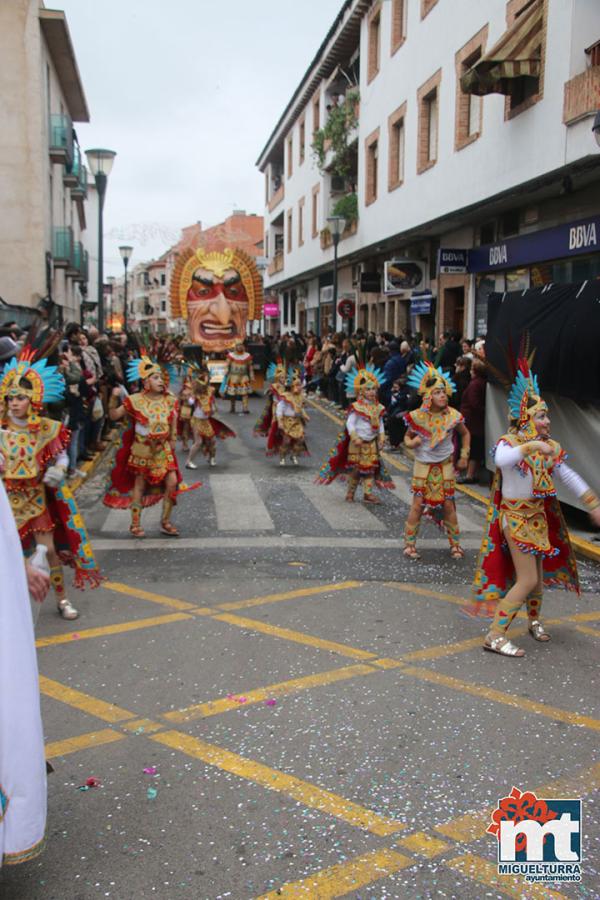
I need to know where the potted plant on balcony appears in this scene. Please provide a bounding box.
[311,90,360,179]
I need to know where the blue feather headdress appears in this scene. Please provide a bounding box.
[345,364,385,396]
[406,361,455,408]
[0,347,65,408]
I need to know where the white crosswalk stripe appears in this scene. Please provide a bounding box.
[298,480,386,532]
[210,473,275,531]
[102,503,163,533]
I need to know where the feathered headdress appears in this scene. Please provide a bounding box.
[0,345,65,430]
[266,360,287,383]
[507,358,547,436]
[406,361,455,409]
[345,364,385,396]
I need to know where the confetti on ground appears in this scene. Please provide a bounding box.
[147,787,158,800]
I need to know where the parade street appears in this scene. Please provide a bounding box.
[1,396,598,900]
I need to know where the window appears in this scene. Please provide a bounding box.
[298,197,305,246]
[455,26,488,152]
[299,118,305,165]
[287,209,293,252]
[391,0,406,54]
[287,135,293,178]
[313,93,320,136]
[311,183,320,238]
[368,5,381,83]
[417,69,441,173]
[365,127,380,205]
[388,103,406,190]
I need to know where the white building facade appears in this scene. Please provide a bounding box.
[0,1,91,326]
[258,0,600,340]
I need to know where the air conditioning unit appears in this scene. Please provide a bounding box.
[330,175,345,193]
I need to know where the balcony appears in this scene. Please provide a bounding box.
[53,226,74,268]
[563,66,600,124]
[69,241,88,282]
[49,114,73,166]
[319,218,358,250]
[267,251,284,277]
[268,183,284,213]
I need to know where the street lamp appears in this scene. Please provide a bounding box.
[85,148,116,332]
[119,245,133,332]
[592,110,600,148]
[326,215,347,334]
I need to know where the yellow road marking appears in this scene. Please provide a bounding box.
[565,610,600,622]
[372,657,405,669]
[385,581,467,605]
[436,760,600,843]
[150,730,404,836]
[164,663,377,722]
[45,729,124,759]
[400,636,484,662]
[396,831,450,858]
[215,580,362,612]
[401,665,600,731]
[121,718,163,733]
[575,624,600,638]
[445,853,565,899]
[256,847,413,898]
[36,612,193,648]
[39,676,136,723]
[103,581,199,611]
[213,612,377,660]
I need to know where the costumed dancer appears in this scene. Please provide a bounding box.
[222,341,253,414]
[254,361,287,439]
[104,354,199,537]
[317,365,395,502]
[0,348,104,620]
[467,360,600,657]
[274,373,310,466]
[403,362,470,560]
[177,373,194,452]
[185,370,236,469]
[0,478,48,865]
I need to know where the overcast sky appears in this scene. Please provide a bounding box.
[58,0,343,275]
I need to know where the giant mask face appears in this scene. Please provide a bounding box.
[170,248,263,353]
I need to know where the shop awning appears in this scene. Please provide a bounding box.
[460,0,543,97]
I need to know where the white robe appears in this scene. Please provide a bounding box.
[0,479,46,866]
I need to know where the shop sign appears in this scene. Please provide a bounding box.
[384,260,426,293]
[438,248,468,273]
[263,302,280,318]
[468,215,600,273]
[410,290,434,314]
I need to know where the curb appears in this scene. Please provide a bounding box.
[68,434,118,495]
[307,395,600,564]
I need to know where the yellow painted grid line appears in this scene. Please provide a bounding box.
[402,665,600,732]
[45,729,124,759]
[39,676,136,723]
[445,853,565,899]
[215,580,362,611]
[436,760,600,843]
[256,847,413,898]
[150,730,404,837]
[36,612,193,648]
[213,612,377,661]
[396,831,450,858]
[164,663,377,722]
[102,581,198,611]
[575,624,600,638]
[400,635,484,662]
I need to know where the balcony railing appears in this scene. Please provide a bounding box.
[563,66,600,124]
[267,251,284,277]
[71,159,88,200]
[69,241,88,281]
[53,227,74,267]
[268,183,285,213]
[49,114,73,166]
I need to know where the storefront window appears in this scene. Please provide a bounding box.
[505,268,530,291]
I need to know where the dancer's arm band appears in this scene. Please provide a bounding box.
[581,489,600,511]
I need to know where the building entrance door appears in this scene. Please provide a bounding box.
[444,287,465,336]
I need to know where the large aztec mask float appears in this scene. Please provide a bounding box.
[170,247,264,353]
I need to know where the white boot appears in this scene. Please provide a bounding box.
[209,457,216,467]
[279,457,286,466]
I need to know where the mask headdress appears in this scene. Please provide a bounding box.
[507,358,547,438]
[406,361,455,410]
[266,360,287,384]
[0,345,65,430]
[170,246,264,321]
[345,363,386,397]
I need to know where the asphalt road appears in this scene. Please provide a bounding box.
[1,395,599,900]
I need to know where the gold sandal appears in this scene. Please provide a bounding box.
[484,635,525,657]
[403,545,420,560]
[450,545,465,560]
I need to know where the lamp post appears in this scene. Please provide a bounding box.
[119,245,133,333]
[85,148,116,333]
[326,215,347,334]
